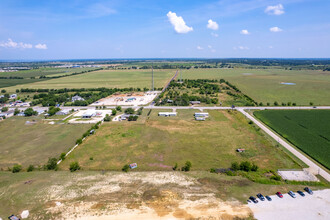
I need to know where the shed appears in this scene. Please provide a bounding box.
[194,112,209,117]
[190,101,201,105]
[195,116,206,121]
[158,112,177,117]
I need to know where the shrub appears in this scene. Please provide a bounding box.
[14,108,20,115]
[116,106,122,111]
[24,108,38,116]
[89,157,93,160]
[248,120,253,125]
[104,114,111,122]
[181,161,192,172]
[76,138,83,145]
[137,107,143,115]
[1,107,8,112]
[274,101,279,106]
[173,163,178,171]
[27,165,34,172]
[225,170,235,176]
[270,175,282,181]
[210,168,216,173]
[251,163,259,171]
[309,102,314,106]
[12,164,22,173]
[231,162,240,171]
[111,109,117,116]
[59,152,66,161]
[69,162,81,172]
[239,161,252,172]
[125,108,135,114]
[46,157,58,170]
[122,164,130,172]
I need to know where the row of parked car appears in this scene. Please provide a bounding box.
[248,187,313,203]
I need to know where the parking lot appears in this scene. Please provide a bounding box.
[248,189,330,220]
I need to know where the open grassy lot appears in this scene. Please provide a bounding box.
[0,170,327,219]
[181,68,330,105]
[254,110,330,170]
[0,116,91,169]
[60,109,300,171]
[4,69,175,92]
[0,67,97,89]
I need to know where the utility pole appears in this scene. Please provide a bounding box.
[152,63,154,91]
[180,68,182,83]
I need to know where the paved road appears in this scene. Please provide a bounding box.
[238,108,330,182]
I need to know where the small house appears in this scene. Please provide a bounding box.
[195,116,205,121]
[82,110,96,118]
[0,110,14,118]
[56,109,70,115]
[158,112,177,117]
[9,94,17,99]
[194,112,209,117]
[17,112,26,117]
[71,95,85,102]
[190,101,201,105]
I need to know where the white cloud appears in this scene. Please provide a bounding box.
[265,4,285,15]
[270,26,283,32]
[269,46,273,49]
[207,19,219,30]
[35,43,48,50]
[240,29,250,35]
[167,11,193,34]
[0,38,32,49]
[208,45,212,49]
[197,46,204,50]
[211,32,219,37]
[234,46,249,50]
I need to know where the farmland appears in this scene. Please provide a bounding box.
[0,116,91,168]
[254,110,330,170]
[60,109,300,171]
[4,69,175,92]
[181,68,330,105]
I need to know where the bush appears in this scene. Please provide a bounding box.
[116,106,122,111]
[137,107,143,115]
[239,161,252,172]
[24,108,38,116]
[181,161,192,172]
[111,109,117,116]
[1,107,8,112]
[76,138,83,145]
[248,120,253,125]
[27,165,34,172]
[173,163,178,171]
[12,164,22,173]
[46,157,58,170]
[210,168,216,173]
[231,162,240,171]
[59,152,66,161]
[48,106,61,116]
[14,108,20,115]
[225,170,235,176]
[122,164,130,172]
[89,157,93,160]
[274,101,279,106]
[251,163,259,171]
[69,162,81,172]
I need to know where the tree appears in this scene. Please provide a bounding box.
[46,157,58,170]
[182,161,192,172]
[69,162,81,172]
[173,162,178,171]
[292,102,297,106]
[274,101,279,106]
[104,114,111,122]
[76,138,83,145]
[122,164,130,172]
[239,161,252,172]
[24,108,37,116]
[112,109,117,116]
[231,162,240,171]
[12,164,22,173]
[14,108,20,115]
[1,107,8,112]
[27,165,34,172]
[309,102,314,106]
[48,106,60,116]
[1,89,6,93]
[137,107,143,115]
[59,152,66,161]
[116,106,122,111]
[251,163,259,171]
[125,108,135,114]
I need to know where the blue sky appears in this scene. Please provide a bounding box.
[0,0,329,60]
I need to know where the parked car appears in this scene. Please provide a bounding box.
[288,191,296,198]
[257,193,265,201]
[297,190,305,197]
[304,187,313,195]
[265,195,272,201]
[249,196,258,203]
[276,192,283,198]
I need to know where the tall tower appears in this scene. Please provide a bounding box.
[151,63,154,91]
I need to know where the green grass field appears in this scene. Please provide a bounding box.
[254,110,330,170]
[181,68,330,105]
[0,116,91,169]
[4,69,175,92]
[60,109,300,171]
[0,67,97,89]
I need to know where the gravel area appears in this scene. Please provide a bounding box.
[248,189,330,220]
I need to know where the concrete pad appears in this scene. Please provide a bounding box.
[278,169,319,181]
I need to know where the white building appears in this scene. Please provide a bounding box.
[158,112,177,117]
[82,110,96,118]
[71,95,85,102]
[9,94,17,99]
[56,109,70,115]
[195,116,206,121]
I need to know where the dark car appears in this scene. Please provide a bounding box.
[276,192,283,198]
[265,195,272,201]
[288,191,296,198]
[297,190,305,197]
[304,187,313,195]
[249,196,258,203]
[257,193,265,201]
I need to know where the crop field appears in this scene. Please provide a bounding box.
[4,69,175,92]
[0,67,97,89]
[60,109,300,171]
[0,116,91,169]
[254,110,330,170]
[181,68,330,105]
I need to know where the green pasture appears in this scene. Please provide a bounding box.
[254,110,330,170]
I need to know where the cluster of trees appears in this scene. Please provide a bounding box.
[223,79,257,106]
[76,122,101,145]
[24,107,38,116]
[0,76,24,79]
[231,161,259,172]
[172,161,192,172]
[48,106,60,116]
[37,68,103,80]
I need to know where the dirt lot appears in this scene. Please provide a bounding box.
[248,189,330,220]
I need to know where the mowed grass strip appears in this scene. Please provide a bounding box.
[181,68,330,105]
[0,117,91,168]
[60,110,299,171]
[254,110,330,170]
[5,69,175,92]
